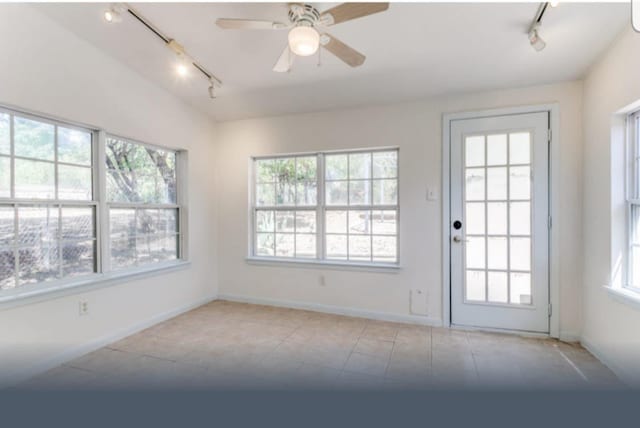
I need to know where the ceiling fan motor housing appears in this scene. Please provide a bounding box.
[288,3,321,27]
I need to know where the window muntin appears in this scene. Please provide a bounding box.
[0,109,97,291]
[106,136,180,270]
[251,149,399,265]
[628,113,640,291]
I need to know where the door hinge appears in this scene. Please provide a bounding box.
[548,303,553,317]
[548,128,552,143]
[548,215,552,229]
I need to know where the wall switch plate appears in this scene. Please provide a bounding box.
[78,301,89,316]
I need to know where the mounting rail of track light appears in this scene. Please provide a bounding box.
[103,3,221,99]
[527,1,559,52]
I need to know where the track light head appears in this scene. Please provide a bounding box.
[104,4,125,23]
[176,54,191,77]
[208,80,217,99]
[549,0,560,7]
[528,25,546,52]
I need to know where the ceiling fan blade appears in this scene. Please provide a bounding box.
[320,3,389,26]
[216,18,287,30]
[273,45,294,73]
[320,33,365,67]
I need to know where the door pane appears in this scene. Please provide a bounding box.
[510,272,532,305]
[465,168,485,201]
[487,202,507,235]
[487,167,507,200]
[488,272,508,303]
[487,134,507,166]
[510,237,531,271]
[466,270,486,301]
[465,136,484,167]
[509,166,530,200]
[509,132,530,164]
[466,236,485,269]
[510,202,531,236]
[487,237,507,270]
[465,202,485,235]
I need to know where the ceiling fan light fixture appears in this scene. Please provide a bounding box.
[288,26,320,57]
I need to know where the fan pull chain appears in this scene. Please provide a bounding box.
[317,46,322,67]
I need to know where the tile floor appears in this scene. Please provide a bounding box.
[18,301,624,390]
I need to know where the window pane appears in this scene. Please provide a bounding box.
[466,202,485,235]
[488,272,508,303]
[487,167,507,200]
[509,133,530,164]
[348,235,371,261]
[373,236,396,263]
[0,156,10,198]
[295,211,316,233]
[0,113,9,155]
[15,159,55,199]
[295,234,316,258]
[372,179,397,205]
[348,210,371,234]
[275,181,295,206]
[487,134,507,166]
[466,270,485,301]
[14,116,54,161]
[275,211,294,233]
[465,136,484,167]
[256,183,275,206]
[349,180,371,205]
[296,156,317,181]
[110,209,136,238]
[0,248,15,290]
[465,168,485,201]
[137,234,177,264]
[466,236,485,269]
[18,206,58,246]
[372,151,397,179]
[111,238,136,269]
[0,206,14,246]
[326,210,347,234]
[275,233,294,257]
[62,207,94,240]
[19,246,59,285]
[159,209,178,234]
[256,210,274,233]
[62,240,95,277]
[325,155,347,180]
[137,209,159,235]
[372,210,396,235]
[256,233,275,256]
[58,165,92,200]
[349,153,371,179]
[509,166,530,200]
[256,159,276,183]
[105,138,176,204]
[326,235,347,260]
[58,127,92,166]
[326,181,348,205]
[296,181,317,206]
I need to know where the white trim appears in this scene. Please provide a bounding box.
[604,284,640,311]
[558,331,581,343]
[1,294,215,389]
[441,104,560,337]
[218,293,442,327]
[246,256,401,273]
[580,335,636,388]
[0,260,191,310]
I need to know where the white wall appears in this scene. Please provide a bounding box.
[0,5,218,385]
[216,81,584,337]
[582,27,640,385]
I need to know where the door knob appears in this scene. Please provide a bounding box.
[453,235,466,243]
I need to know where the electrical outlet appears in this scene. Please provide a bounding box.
[319,275,326,286]
[78,301,89,316]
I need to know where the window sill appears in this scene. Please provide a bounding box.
[245,256,401,273]
[0,260,191,311]
[604,285,640,311]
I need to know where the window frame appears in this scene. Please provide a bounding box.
[249,147,400,269]
[626,111,640,293]
[0,104,188,306]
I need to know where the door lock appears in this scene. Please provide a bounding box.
[452,235,468,243]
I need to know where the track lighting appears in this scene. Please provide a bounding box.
[208,80,217,99]
[175,54,191,77]
[528,25,546,52]
[549,0,560,7]
[103,4,124,23]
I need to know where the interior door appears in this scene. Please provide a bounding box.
[450,112,549,333]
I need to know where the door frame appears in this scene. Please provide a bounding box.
[441,104,560,338]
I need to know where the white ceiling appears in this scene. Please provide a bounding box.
[37,2,629,121]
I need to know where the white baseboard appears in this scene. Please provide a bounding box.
[559,331,581,343]
[217,293,443,327]
[580,335,637,388]
[2,294,216,389]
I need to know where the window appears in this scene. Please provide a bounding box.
[628,112,640,291]
[251,149,399,265]
[0,109,97,291]
[106,137,180,270]
[0,105,186,298]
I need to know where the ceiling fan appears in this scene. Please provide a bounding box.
[216,3,389,72]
